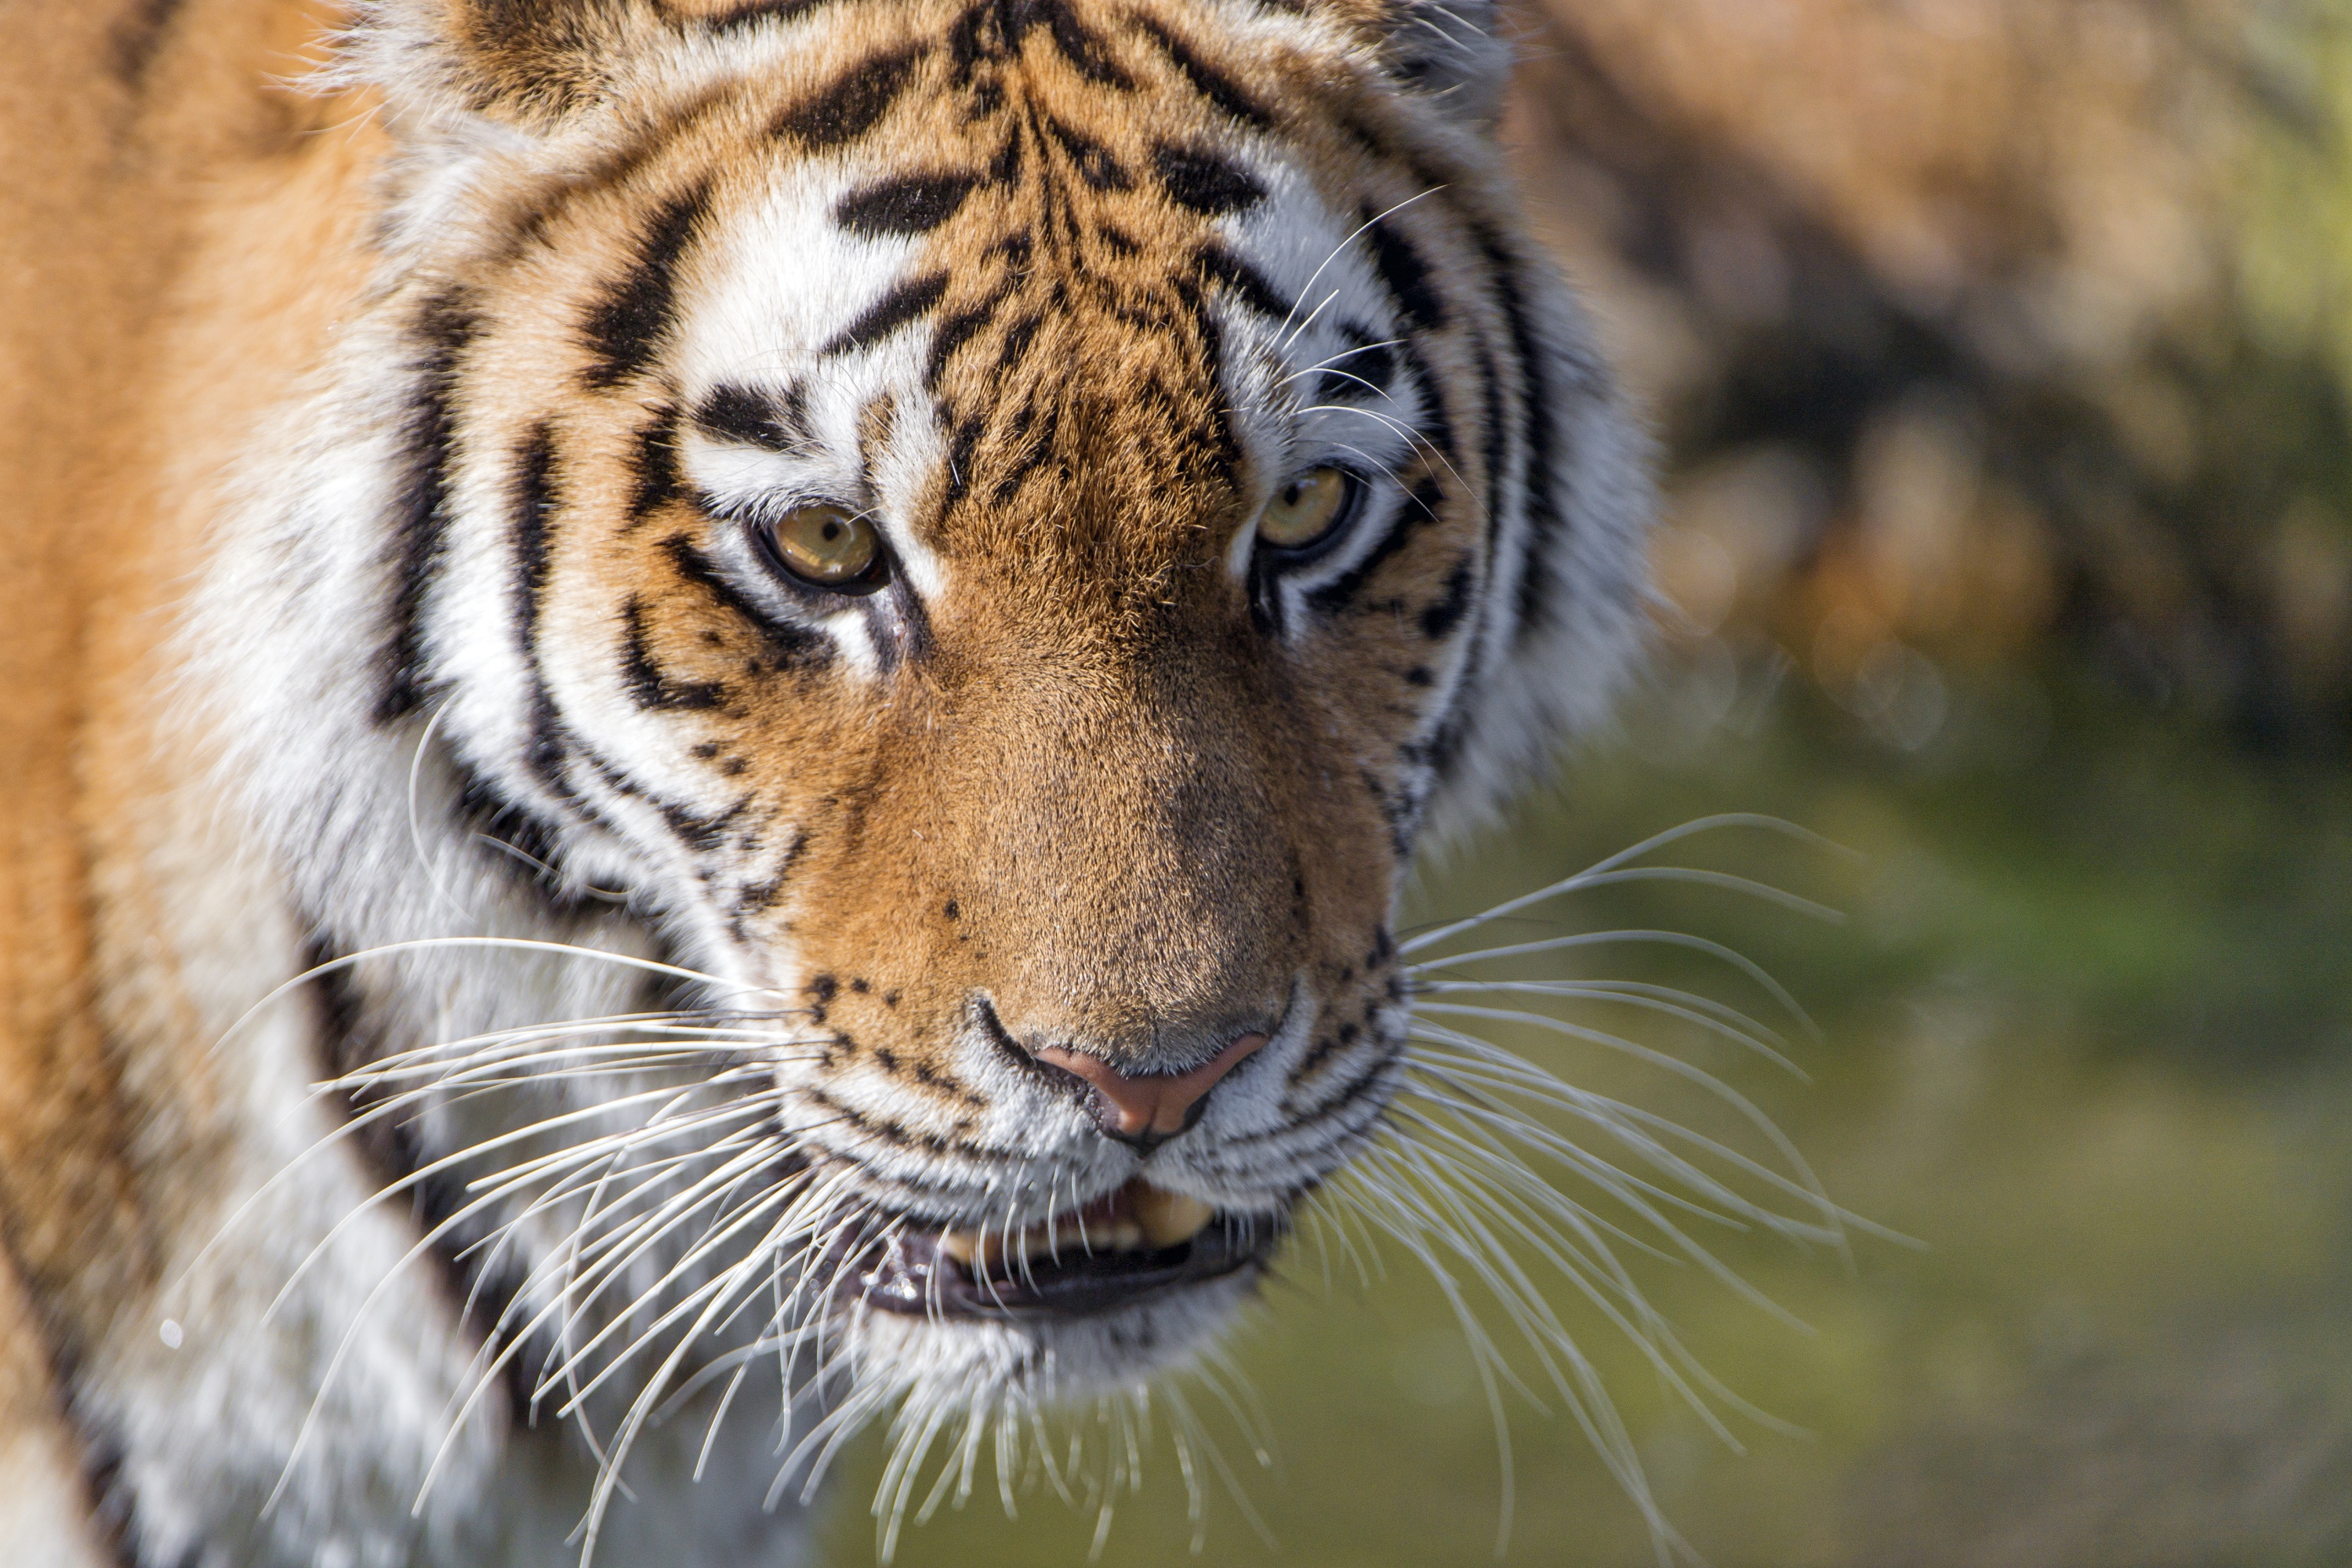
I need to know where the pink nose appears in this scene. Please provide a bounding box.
[1033,1033,1269,1143]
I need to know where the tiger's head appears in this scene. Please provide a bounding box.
[216,0,1646,1446]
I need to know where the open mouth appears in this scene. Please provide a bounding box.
[844,1179,1280,1320]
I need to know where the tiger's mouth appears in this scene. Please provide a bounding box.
[842,1178,1280,1320]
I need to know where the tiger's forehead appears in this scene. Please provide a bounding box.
[659,0,1411,577]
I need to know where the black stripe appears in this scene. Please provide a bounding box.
[1035,0,1132,86]
[451,760,604,916]
[1419,557,1476,640]
[628,402,683,523]
[695,0,831,29]
[1482,238,1569,649]
[1398,339,1458,470]
[773,42,927,147]
[942,410,986,504]
[109,0,183,86]
[1305,473,1445,616]
[1132,16,1270,127]
[563,728,751,851]
[375,291,478,726]
[510,423,568,784]
[821,270,950,356]
[1196,243,1293,322]
[1316,331,1397,402]
[834,170,981,235]
[995,311,1044,377]
[1044,115,1131,191]
[1364,210,1447,332]
[925,286,1009,387]
[619,596,729,711]
[580,183,710,390]
[661,532,829,662]
[1152,143,1264,216]
[693,382,812,452]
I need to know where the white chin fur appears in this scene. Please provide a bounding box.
[837,1269,1261,1412]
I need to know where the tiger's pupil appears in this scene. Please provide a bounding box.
[771,504,878,587]
[1258,466,1352,550]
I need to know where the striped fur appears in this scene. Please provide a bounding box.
[0,1,1649,1563]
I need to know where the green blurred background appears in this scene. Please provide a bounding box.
[820,3,2352,1562]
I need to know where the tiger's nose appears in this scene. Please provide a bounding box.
[1033,1033,1268,1151]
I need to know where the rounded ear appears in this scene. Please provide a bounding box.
[1385,0,1514,129]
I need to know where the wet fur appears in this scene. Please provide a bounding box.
[0,2,1650,1563]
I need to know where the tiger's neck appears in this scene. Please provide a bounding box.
[52,12,813,1565]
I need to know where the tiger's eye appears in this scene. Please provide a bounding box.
[767,504,880,590]
[1258,466,1354,550]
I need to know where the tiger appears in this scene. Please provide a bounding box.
[0,0,1653,1563]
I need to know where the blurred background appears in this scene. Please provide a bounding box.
[822,2,2352,1562]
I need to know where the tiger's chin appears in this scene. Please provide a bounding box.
[829,1181,1289,1396]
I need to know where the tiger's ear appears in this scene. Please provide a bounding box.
[346,0,689,137]
[1384,0,1514,129]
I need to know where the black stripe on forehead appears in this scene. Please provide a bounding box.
[774,42,929,147]
[580,183,710,390]
[1152,143,1265,216]
[1363,209,1447,332]
[376,289,478,726]
[834,170,981,235]
[1031,0,1134,88]
[1043,115,1132,191]
[626,401,684,525]
[925,285,1010,389]
[1196,243,1294,323]
[693,382,815,452]
[693,0,833,31]
[1131,15,1271,128]
[821,270,951,356]
[1314,328,1398,403]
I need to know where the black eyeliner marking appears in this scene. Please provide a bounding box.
[581,184,710,390]
[1305,485,1432,616]
[661,533,829,662]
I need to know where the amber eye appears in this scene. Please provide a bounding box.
[762,503,884,592]
[1258,466,1358,553]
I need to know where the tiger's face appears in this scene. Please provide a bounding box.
[230,0,1644,1420]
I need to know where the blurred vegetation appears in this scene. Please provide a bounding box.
[813,3,2352,1563]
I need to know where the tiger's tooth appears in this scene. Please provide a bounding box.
[937,1229,980,1265]
[1131,1186,1214,1249]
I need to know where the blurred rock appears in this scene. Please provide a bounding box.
[1504,0,2352,745]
